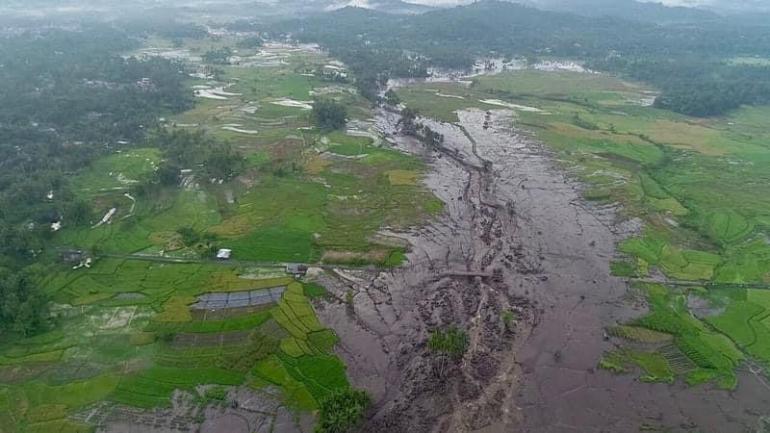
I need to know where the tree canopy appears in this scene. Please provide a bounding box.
[312,99,348,130]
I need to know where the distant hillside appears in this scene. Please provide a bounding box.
[525,0,719,22]
[330,0,434,14]
[692,0,770,14]
[279,0,770,67]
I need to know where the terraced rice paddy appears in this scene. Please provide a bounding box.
[396,69,770,388]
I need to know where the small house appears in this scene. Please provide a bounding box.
[286,263,308,278]
[216,249,233,260]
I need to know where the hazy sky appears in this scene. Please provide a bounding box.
[640,0,770,11]
[405,0,770,10]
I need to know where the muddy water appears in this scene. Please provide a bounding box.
[313,106,770,433]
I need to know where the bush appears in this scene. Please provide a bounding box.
[176,227,200,246]
[315,388,370,433]
[428,327,469,360]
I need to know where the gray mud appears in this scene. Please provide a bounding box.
[90,386,313,433]
[313,107,770,433]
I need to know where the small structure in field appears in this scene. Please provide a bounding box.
[286,263,308,278]
[60,249,85,264]
[60,249,93,269]
[216,249,233,260]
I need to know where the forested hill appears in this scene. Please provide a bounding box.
[274,0,770,116]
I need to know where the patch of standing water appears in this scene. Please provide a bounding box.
[194,85,243,100]
[479,99,544,112]
[270,98,313,110]
[221,126,259,135]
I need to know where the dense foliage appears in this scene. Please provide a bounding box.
[202,47,234,65]
[151,129,245,182]
[274,1,770,115]
[315,388,371,433]
[311,99,348,130]
[593,57,770,116]
[0,27,192,337]
[0,267,49,336]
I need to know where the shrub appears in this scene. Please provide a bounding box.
[428,327,469,360]
[315,388,370,433]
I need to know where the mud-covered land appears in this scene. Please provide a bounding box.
[313,105,770,433]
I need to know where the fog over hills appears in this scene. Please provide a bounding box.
[1,0,767,23]
[406,0,770,13]
[643,0,770,12]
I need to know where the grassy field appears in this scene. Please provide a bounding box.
[0,35,443,432]
[396,69,770,387]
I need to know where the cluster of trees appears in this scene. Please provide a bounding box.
[150,129,245,184]
[176,226,219,258]
[311,99,348,130]
[202,47,234,65]
[236,36,264,49]
[0,267,49,337]
[383,89,401,106]
[593,57,770,116]
[0,28,192,142]
[274,0,770,116]
[0,26,192,337]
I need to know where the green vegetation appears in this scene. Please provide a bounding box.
[600,350,675,383]
[312,99,348,131]
[304,282,330,299]
[428,327,469,360]
[708,292,770,370]
[315,388,371,433]
[0,27,191,339]
[501,310,517,329]
[202,47,233,65]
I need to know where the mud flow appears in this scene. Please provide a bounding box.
[314,107,770,433]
